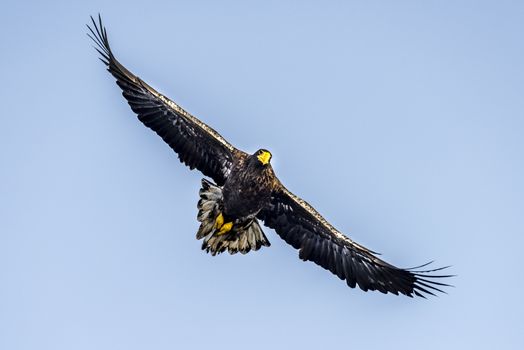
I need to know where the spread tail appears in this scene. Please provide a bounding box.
[196,179,270,255]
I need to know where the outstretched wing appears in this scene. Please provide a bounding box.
[258,184,452,297]
[87,15,241,185]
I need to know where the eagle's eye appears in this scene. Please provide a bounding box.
[256,150,272,165]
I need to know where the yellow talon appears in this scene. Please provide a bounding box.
[214,213,233,235]
[218,222,233,235]
[215,213,224,229]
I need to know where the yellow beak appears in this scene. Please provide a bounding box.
[257,151,271,165]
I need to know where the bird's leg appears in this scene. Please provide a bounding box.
[217,222,233,235]
[215,213,225,229]
[214,213,233,235]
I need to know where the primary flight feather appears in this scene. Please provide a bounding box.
[88,15,451,297]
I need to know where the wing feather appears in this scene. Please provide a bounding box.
[258,184,452,297]
[87,15,242,185]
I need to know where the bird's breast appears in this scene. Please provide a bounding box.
[222,167,272,219]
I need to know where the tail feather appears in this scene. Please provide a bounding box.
[196,179,270,255]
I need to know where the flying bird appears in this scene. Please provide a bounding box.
[88,15,451,297]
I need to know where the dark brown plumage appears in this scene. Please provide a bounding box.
[88,15,452,297]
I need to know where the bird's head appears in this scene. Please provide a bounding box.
[254,149,272,166]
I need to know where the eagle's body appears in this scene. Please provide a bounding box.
[196,151,276,255]
[88,15,452,297]
[222,152,275,219]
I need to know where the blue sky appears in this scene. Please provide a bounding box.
[1,0,523,349]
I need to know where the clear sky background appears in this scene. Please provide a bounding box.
[1,0,523,349]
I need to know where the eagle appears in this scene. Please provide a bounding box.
[88,15,451,298]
